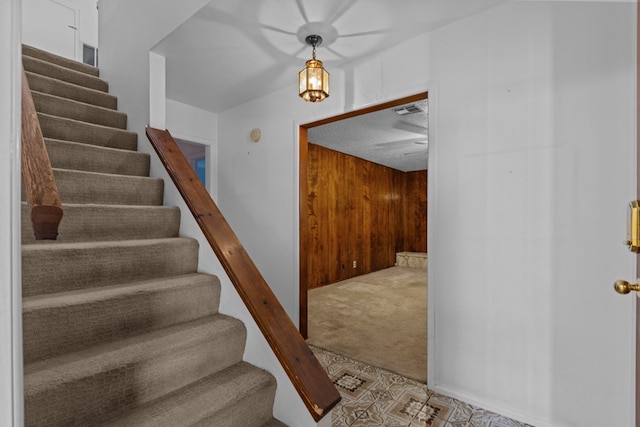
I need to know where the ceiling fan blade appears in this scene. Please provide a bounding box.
[295,0,310,23]
[327,0,359,25]
[340,29,392,38]
[291,45,307,57]
[325,46,346,60]
[259,24,297,36]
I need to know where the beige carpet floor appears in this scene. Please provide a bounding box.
[307,266,427,383]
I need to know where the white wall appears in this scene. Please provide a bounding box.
[424,3,635,425]
[217,2,636,426]
[76,0,97,48]
[1,0,23,425]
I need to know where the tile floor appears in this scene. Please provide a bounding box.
[310,346,533,427]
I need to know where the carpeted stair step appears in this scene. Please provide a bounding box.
[23,55,108,92]
[21,203,180,244]
[32,91,127,129]
[104,362,278,427]
[21,45,285,427]
[23,273,221,364]
[50,168,163,206]
[22,237,199,297]
[45,138,149,176]
[26,71,117,110]
[22,44,99,77]
[38,113,137,151]
[24,315,247,427]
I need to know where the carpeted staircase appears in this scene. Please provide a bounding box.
[21,45,286,427]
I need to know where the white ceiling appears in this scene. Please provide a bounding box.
[152,0,507,172]
[153,0,507,113]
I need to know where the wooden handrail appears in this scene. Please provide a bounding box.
[21,68,63,240]
[146,127,341,422]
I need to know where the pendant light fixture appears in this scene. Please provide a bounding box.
[298,34,329,102]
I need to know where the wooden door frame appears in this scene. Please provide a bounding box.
[298,92,428,338]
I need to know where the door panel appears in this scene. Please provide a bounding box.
[636,3,639,425]
[22,0,76,60]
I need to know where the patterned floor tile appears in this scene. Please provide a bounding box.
[409,415,451,427]
[469,414,532,427]
[325,358,362,379]
[383,389,430,425]
[330,412,351,427]
[362,385,398,412]
[426,392,473,423]
[468,405,532,427]
[447,421,475,427]
[315,346,526,427]
[386,378,431,402]
[332,369,372,400]
[333,400,375,426]
[348,403,396,427]
[310,345,335,366]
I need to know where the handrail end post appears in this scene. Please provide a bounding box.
[31,205,63,240]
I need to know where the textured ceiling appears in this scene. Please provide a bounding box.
[308,100,428,172]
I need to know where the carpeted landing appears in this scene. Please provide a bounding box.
[307,266,427,383]
[21,44,285,426]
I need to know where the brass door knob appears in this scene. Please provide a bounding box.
[614,280,640,295]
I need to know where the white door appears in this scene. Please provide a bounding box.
[22,0,77,60]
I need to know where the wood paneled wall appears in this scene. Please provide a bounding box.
[405,170,427,253]
[306,143,427,289]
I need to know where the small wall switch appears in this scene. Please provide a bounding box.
[353,260,357,269]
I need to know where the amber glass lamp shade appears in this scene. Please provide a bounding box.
[298,58,329,102]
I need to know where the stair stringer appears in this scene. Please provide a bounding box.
[146,151,328,427]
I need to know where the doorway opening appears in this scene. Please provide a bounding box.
[299,92,428,382]
[175,138,208,189]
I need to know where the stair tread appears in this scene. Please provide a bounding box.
[50,167,164,206]
[104,362,276,427]
[52,167,157,180]
[22,202,176,214]
[22,201,180,244]
[23,55,108,92]
[22,44,100,77]
[24,314,244,390]
[38,112,137,151]
[23,313,248,426]
[26,71,117,110]
[22,236,197,252]
[32,90,127,129]
[23,272,218,311]
[22,237,200,297]
[45,138,150,176]
[23,273,221,364]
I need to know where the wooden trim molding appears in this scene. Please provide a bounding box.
[146,127,341,422]
[299,126,309,338]
[21,68,62,240]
